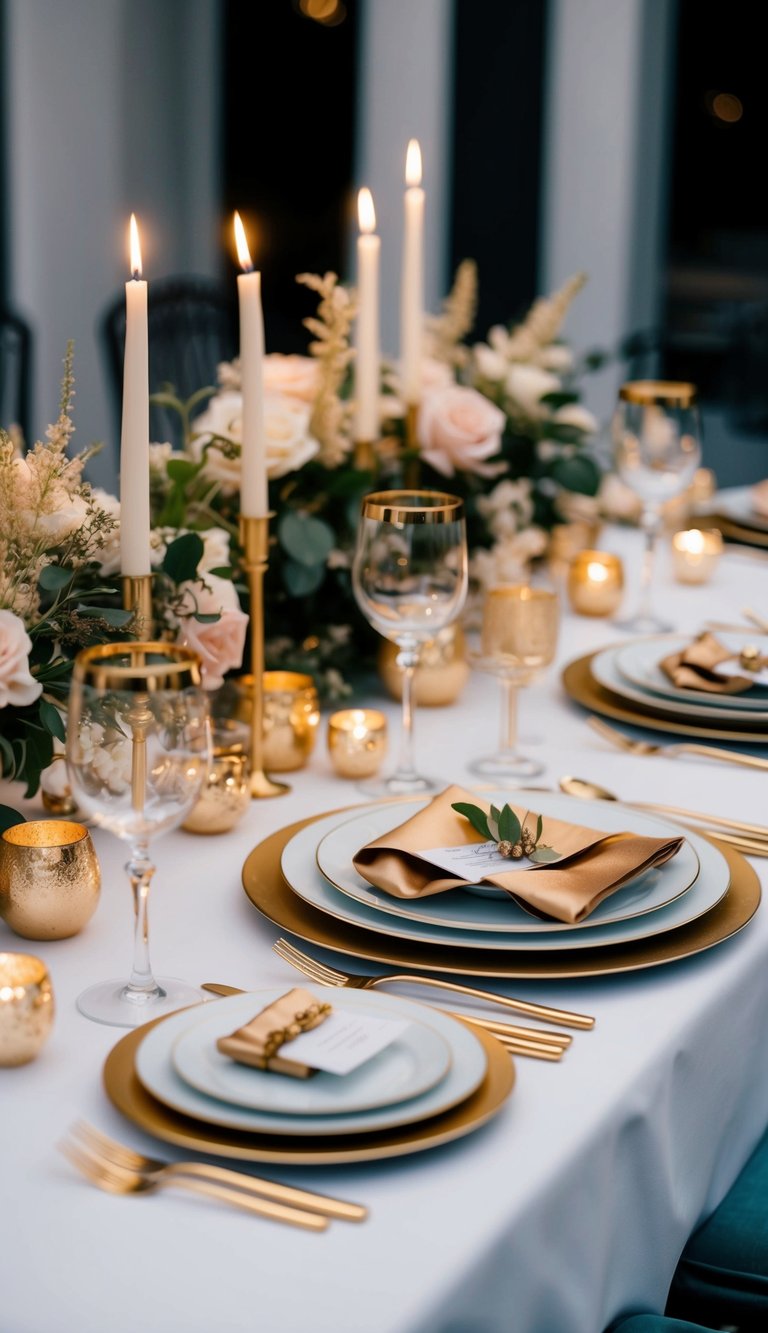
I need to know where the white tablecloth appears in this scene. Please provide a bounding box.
[2,525,768,1333]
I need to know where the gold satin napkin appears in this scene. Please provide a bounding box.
[353,785,684,924]
[216,988,332,1079]
[660,631,761,695]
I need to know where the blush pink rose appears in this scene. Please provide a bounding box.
[418,386,506,478]
[0,609,42,709]
[174,575,248,691]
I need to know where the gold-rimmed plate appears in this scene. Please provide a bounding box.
[241,807,760,980]
[103,1014,514,1165]
[563,650,768,743]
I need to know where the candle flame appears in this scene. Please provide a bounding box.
[405,138,422,187]
[587,561,609,583]
[681,528,705,554]
[357,187,376,234]
[233,211,253,271]
[129,213,142,279]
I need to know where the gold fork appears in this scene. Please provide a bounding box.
[69,1121,366,1222]
[588,715,768,771]
[59,1135,327,1230]
[271,938,595,1030]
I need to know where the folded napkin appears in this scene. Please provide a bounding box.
[353,785,684,923]
[217,988,332,1079]
[660,631,763,695]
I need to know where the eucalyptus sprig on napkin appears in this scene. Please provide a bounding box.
[451,801,561,863]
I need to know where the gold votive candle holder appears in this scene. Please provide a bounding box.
[182,750,251,835]
[328,709,388,778]
[0,821,101,941]
[567,551,625,617]
[0,952,54,1067]
[547,520,603,584]
[232,672,320,773]
[671,528,723,584]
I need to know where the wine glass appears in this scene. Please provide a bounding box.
[469,584,560,780]
[352,490,468,794]
[613,380,702,632]
[65,642,211,1027]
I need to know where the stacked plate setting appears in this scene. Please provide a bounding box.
[588,633,768,738]
[708,486,768,548]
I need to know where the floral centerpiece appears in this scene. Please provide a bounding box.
[148,265,602,692]
[0,348,248,797]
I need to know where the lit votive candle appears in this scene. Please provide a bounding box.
[0,952,54,1067]
[567,551,624,617]
[671,528,723,584]
[328,709,387,779]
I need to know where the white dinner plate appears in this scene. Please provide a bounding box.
[615,634,768,711]
[299,791,705,938]
[715,486,768,533]
[136,990,487,1137]
[591,646,768,724]
[172,997,451,1115]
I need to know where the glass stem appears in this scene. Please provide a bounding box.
[124,842,162,1001]
[638,505,661,622]
[394,645,419,781]
[500,678,519,757]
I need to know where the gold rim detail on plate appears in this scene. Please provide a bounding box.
[360,490,464,525]
[563,650,768,744]
[103,1016,514,1165]
[240,809,760,980]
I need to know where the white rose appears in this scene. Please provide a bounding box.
[505,364,560,417]
[418,386,506,479]
[263,354,319,404]
[193,391,318,493]
[0,609,42,709]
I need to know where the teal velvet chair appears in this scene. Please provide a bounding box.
[666,1126,768,1331]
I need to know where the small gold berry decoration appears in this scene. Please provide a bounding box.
[451,800,561,865]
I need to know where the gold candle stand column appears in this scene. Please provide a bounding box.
[240,514,290,799]
[121,576,155,813]
[121,574,154,639]
[403,402,421,488]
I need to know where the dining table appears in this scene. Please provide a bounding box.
[2,516,767,1333]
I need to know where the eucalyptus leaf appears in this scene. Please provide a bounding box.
[193,612,220,624]
[283,559,326,597]
[549,453,601,495]
[279,511,335,568]
[38,699,66,742]
[451,802,491,840]
[77,606,134,627]
[529,846,561,864]
[498,804,521,845]
[166,458,202,485]
[162,532,204,583]
[0,805,25,834]
[536,813,543,842]
[38,564,74,591]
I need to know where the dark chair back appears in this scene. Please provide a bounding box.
[101,275,237,450]
[0,306,32,443]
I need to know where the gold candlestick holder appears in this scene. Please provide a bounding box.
[353,439,376,471]
[239,514,290,799]
[403,402,421,488]
[122,574,154,639]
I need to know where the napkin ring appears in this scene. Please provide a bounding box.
[261,1000,332,1060]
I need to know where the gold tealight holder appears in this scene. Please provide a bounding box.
[567,551,625,617]
[671,528,723,585]
[0,821,101,940]
[182,749,251,835]
[0,952,54,1067]
[328,709,388,778]
[232,672,320,773]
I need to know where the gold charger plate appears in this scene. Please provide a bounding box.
[563,651,768,743]
[103,1013,514,1165]
[240,808,760,980]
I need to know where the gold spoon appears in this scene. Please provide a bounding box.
[558,776,768,855]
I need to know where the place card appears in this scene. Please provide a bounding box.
[280,1010,410,1077]
[421,840,564,879]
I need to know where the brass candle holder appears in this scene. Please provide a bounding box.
[121,573,154,638]
[403,402,421,488]
[239,513,289,799]
[353,439,376,471]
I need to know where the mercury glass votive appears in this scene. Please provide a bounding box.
[567,551,625,617]
[328,709,388,779]
[671,528,723,584]
[0,821,101,940]
[0,952,54,1066]
[233,673,320,772]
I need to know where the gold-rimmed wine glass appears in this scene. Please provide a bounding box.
[613,380,702,632]
[65,642,210,1027]
[469,584,560,780]
[352,490,468,794]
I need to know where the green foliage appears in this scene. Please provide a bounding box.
[0,805,25,834]
[162,532,205,584]
[278,512,335,568]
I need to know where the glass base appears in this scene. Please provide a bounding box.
[468,753,544,781]
[614,609,673,633]
[76,977,205,1028]
[357,771,440,798]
